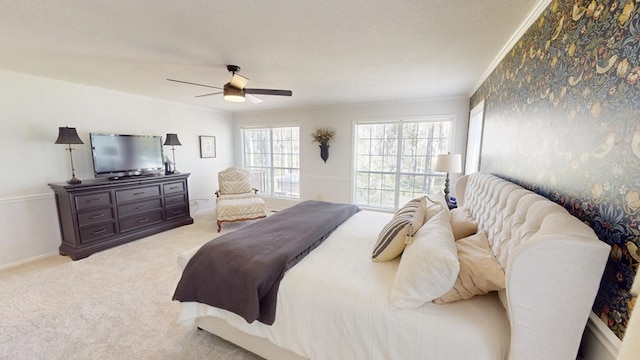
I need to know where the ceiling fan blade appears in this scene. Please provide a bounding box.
[244,88,293,96]
[167,79,222,90]
[230,74,249,89]
[246,94,263,103]
[196,92,223,98]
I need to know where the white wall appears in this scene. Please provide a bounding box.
[0,72,470,267]
[233,97,470,208]
[0,70,233,268]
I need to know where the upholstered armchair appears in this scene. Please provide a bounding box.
[215,167,267,232]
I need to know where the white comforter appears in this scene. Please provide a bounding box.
[177,210,510,360]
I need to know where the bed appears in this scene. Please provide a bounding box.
[173,173,610,360]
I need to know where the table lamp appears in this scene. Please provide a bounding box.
[55,126,84,185]
[164,133,182,174]
[435,153,462,203]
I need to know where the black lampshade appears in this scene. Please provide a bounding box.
[164,133,182,146]
[55,126,84,145]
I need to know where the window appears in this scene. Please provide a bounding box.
[242,126,300,198]
[354,118,452,209]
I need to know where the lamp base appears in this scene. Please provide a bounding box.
[443,172,450,202]
[67,176,81,185]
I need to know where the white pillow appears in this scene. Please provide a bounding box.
[390,202,459,309]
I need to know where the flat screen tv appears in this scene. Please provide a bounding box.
[90,133,164,179]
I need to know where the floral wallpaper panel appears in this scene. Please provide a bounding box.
[470,0,640,339]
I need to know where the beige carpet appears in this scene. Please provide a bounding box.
[0,209,264,360]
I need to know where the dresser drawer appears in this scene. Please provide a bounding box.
[164,182,185,194]
[75,192,112,210]
[119,210,163,232]
[116,185,160,203]
[79,223,117,244]
[165,205,189,220]
[77,208,115,226]
[118,198,162,217]
[165,193,186,207]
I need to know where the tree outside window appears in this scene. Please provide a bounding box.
[354,118,452,209]
[242,126,300,198]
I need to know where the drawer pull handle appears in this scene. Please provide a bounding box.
[90,214,105,219]
[172,210,182,215]
[92,229,106,235]
[133,192,145,196]
[135,205,147,210]
[87,198,102,203]
[138,218,149,224]
[169,186,179,190]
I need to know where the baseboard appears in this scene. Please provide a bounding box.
[0,251,59,271]
[580,312,620,360]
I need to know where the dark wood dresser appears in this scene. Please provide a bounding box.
[48,173,194,260]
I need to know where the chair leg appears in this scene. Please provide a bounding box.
[217,220,222,232]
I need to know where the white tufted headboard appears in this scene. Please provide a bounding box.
[455,172,610,360]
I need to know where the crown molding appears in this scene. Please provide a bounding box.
[469,0,552,97]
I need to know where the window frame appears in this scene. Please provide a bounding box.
[351,115,455,210]
[241,125,301,199]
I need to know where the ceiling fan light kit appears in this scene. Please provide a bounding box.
[168,64,292,104]
[223,83,245,102]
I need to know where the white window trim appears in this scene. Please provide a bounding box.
[351,115,456,210]
[240,124,301,199]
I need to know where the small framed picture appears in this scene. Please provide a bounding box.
[199,136,216,158]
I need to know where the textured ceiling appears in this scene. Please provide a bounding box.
[0,0,540,113]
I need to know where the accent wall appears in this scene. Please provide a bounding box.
[470,0,639,338]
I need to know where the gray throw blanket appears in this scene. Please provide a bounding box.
[173,200,360,325]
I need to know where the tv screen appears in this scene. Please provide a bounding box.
[90,133,164,179]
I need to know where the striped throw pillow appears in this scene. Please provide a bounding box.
[372,196,427,262]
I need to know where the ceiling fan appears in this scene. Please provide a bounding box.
[167,65,293,103]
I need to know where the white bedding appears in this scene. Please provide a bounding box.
[177,210,510,360]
